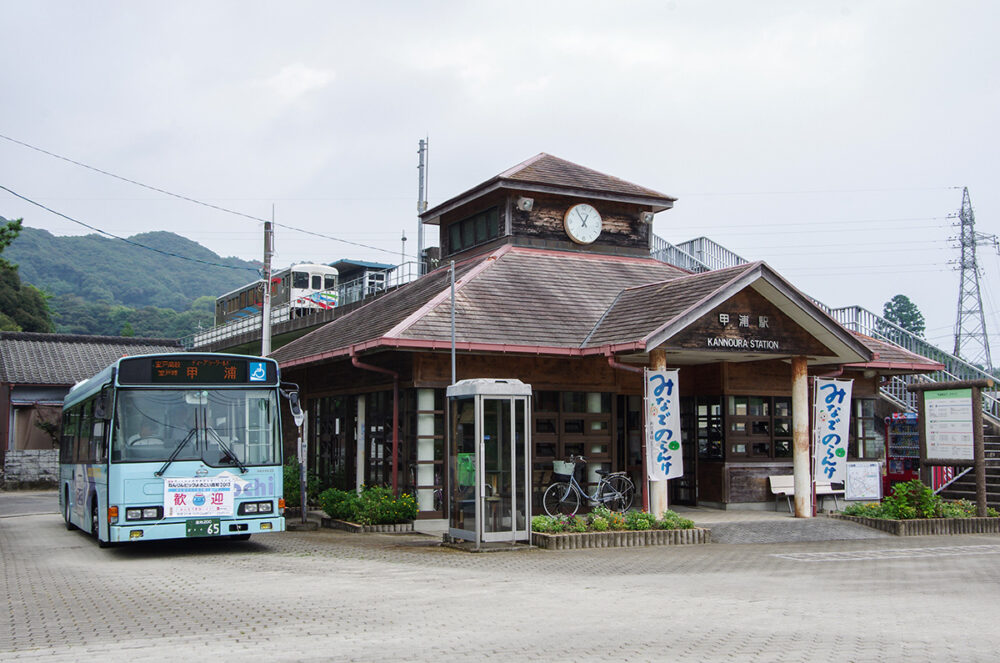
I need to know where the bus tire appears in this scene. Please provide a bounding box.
[64,488,75,531]
[91,501,112,549]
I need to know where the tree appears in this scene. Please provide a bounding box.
[0,216,53,333]
[882,294,925,338]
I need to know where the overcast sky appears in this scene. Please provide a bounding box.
[1,1,998,361]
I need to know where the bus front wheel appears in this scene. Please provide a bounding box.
[63,489,75,531]
[91,501,111,548]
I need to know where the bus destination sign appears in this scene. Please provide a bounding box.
[117,355,276,385]
[152,358,248,384]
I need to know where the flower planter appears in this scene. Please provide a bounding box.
[531,527,709,550]
[320,518,414,533]
[834,514,1000,536]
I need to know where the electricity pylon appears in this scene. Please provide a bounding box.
[953,187,997,372]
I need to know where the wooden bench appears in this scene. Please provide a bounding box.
[769,474,845,512]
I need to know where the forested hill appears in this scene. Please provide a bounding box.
[6,227,259,310]
[4,227,261,337]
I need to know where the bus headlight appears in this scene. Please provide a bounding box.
[125,506,163,521]
[238,500,274,516]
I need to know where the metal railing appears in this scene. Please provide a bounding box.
[672,236,750,271]
[180,262,421,350]
[646,237,998,423]
[649,235,712,273]
[826,305,1000,421]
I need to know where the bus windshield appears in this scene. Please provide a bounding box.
[112,389,280,467]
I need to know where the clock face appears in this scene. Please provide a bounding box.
[564,204,602,244]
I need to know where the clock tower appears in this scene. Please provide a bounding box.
[420,153,676,260]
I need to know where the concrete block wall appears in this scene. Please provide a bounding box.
[3,449,59,489]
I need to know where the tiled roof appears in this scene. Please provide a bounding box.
[499,153,676,202]
[583,264,756,348]
[422,153,676,222]
[0,332,182,385]
[271,246,690,365]
[399,248,690,347]
[848,333,946,371]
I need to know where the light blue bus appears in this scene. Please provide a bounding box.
[60,353,300,546]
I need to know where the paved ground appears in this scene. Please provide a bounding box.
[3,492,1000,662]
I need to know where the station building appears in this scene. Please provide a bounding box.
[270,153,940,517]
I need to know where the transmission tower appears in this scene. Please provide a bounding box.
[953,187,997,372]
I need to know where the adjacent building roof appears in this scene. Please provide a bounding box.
[421,153,677,225]
[0,332,181,385]
[847,333,946,373]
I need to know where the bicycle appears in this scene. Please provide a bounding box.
[542,455,635,516]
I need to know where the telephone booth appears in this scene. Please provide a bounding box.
[447,379,532,547]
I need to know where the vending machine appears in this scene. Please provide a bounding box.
[884,412,920,495]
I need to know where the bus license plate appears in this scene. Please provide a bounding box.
[186,518,221,537]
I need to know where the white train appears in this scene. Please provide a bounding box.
[215,263,339,325]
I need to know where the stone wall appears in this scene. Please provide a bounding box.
[2,449,59,489]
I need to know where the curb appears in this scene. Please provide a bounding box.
[531,527,710,550]
[833,514,1000,536]
[320,518,415,533]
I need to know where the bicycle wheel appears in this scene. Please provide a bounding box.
[543,482,580,516]
[600,476,635,513]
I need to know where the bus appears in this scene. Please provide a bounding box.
[215,263,339,325]
[59,353,302,546]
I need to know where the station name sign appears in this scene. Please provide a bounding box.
[706,337,780,350]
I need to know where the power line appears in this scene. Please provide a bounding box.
[0,132,417,260]
[0,184,258,273]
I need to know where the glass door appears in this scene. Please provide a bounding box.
[481,397,530,543]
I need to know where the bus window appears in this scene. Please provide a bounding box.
[292,271,309,289]
[311,275,322,290]
[324,274,337,291]
[77,402,92,464]
[60,410,77,464]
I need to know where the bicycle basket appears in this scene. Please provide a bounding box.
[552,460,576,479]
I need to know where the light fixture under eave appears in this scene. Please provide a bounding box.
[516,196,534,211]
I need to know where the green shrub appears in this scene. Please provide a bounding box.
[318,487,360,521]
[658,510,695,530]
[282,458,322,508]
[624,510,659,531]
[353,485,417,525]
[590,515,609,531]
[843,480,1000,520]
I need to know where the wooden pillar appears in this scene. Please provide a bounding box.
[791,356,812,518]
[649,348,668,517]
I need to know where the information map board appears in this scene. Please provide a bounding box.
[924,388,974,461]
[845,461,882,502]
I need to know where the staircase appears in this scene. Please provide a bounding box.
[936,437,1000,508]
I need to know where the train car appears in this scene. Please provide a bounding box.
[215,263,339,325]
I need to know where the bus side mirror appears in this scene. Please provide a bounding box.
[281,383,304,428]
[94,387,110,420]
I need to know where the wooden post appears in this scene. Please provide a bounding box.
[649,348,668,517]
[973,385,988,517]
[791,356,812,518]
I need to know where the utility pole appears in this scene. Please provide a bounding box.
[416,138,428,275]
[401,229,407,268]
[261,217,274,356]
[953,187,997,372]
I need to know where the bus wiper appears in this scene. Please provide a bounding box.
[206,427,248,474]
[155,428,198,477]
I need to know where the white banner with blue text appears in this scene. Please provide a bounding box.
[645,368,683,481]
[813,377,853,484]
